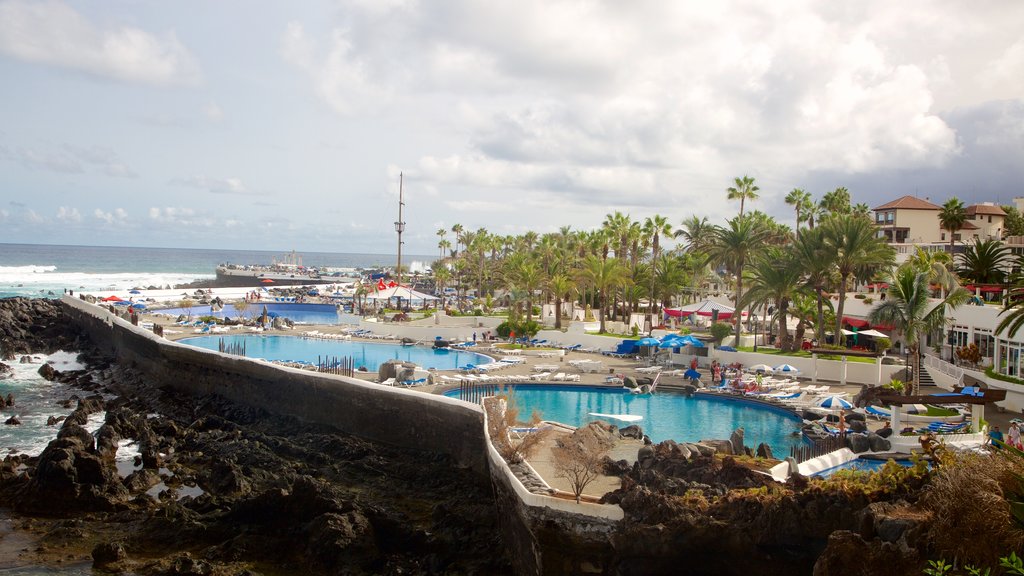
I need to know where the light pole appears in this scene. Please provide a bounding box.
[395,172,405,288]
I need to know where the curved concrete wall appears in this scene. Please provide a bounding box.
[60,296,486,471]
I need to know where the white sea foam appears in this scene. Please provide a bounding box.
[0,267,213,298]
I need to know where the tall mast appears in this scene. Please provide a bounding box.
[394,172,405,287]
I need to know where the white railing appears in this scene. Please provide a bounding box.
[923,353,964,388]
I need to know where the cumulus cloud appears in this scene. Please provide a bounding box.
[148,206,217,227]
[93,207,128,225]
[170,175,257,195]
[56,206,81,222]
[0,0,200,85]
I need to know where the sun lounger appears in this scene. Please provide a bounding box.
[552,372,566,382]
[530,372,552,381]
[563,373,580,382]
[865,405,891,419]
[379,378,396,386]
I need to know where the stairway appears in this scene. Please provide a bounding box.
[918,365,937,388]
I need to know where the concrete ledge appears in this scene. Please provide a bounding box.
[61,295,487,471]
[797,448,857,476]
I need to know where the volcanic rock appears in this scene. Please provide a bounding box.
[867,433,891,453]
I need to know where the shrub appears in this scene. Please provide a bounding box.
[854,293,866,300]
[863,297,873,304]
[474,308,483,316]
[710,322,732,344]
[874,337,891,352]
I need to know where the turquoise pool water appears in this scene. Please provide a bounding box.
[446,385,807,455]
[179,335,490,371]
[815,457,915,478]
[157,303,341,324]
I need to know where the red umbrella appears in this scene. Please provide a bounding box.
[102,295,123,302]
[261,279,274,283]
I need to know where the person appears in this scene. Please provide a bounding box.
[473,332,477,343]
[1008,422,1022,450]
[988,425,1004,448]
[877,421,893,438]
[838,410,847,437]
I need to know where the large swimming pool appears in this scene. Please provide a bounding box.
[180,335,491,371]
[446,384,807,455]
[157,303,341,324]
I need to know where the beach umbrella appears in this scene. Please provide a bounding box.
[128,289,142,294]
[683,368,702,380]
[132,302,147,309]
[102,295,123,302]
[113,300,130,306]
[261,278,274,283]
[748,363,774,373]
[774,364,800,374]
[637,337,660,347]
[658,338,683,348]
[718,345,737,352]
[819,396,852,409]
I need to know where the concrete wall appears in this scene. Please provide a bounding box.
[709,349,903,386]
[61,296,488,471]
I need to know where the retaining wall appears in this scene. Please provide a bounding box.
[60,296,487,471]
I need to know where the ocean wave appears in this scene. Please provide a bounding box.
[0,264,58,274]
[0,270,213,293]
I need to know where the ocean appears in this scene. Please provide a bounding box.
[0,243,434,299]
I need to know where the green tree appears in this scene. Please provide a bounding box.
[868,266,970,395]
[708,215,771,345]
[791,226,833,342]
[726,175,760,217]
[1002,205,1024,237]
[819,187,852,219]
[823,214,895,338]
[957,239,1012,285]
[939,197,968,254]
[547,273,575,330]
[644,215,674,315]
[578,255,628,334]
[674,215,714,253]
[503,253,543,322]
[741,247,806,351]
[785,188,814,236]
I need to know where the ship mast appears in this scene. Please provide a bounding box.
[394,172,405,287]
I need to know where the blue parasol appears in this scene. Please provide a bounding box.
[637,337,660,347]
[819,396,852,409]
[131,302,147,309]
[718,345,737,352]
[683,368,702,380]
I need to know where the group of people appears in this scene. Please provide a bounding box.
[988,421,1023,449]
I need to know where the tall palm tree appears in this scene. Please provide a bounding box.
[939,197,968,254]
[785,188,813,236]
[450,223,464,255]
[957,239,1012,285]
[707,216,771,345]
[726,175,760,217]
[868,266,970,395]
[578,255,628,334]
[503,253,543,322]
[674,216,713,253]
[819,187,851,220]
[547,273,575,329]
[644,215,674,315]
[433,266,451,309]
[741,248,806,351]
[823,214,895,338]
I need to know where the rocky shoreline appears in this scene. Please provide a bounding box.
[0,298,510,575]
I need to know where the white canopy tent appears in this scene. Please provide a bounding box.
[366,286,440,302]
[858,329,890,338]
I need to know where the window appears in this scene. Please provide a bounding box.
[989,215,992,223]
[886,212,893,222]
[876,213,884,223]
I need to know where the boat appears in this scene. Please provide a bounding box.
[214,251,360,287]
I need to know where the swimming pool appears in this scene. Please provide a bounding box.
[180,335,491,371]
[814,457,916,478]
[157,303,342,324]
[446,384,807,455]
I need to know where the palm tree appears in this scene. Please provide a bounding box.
[939,197,967,254]
[823,215,895,338]
[868,266,970,395]
[741,247,806,351]
[503,253,543,321]
[437,238,451,260]
[707,216,771,345]
[957,239,1012,285]
[578,255,628,334]
[433,266,451,309]
[674,216,713,253]
[785,188,813,236]
[644,215,674,315]
[726,175,759,216]
[547,273,575,329]
[819,187,851,219]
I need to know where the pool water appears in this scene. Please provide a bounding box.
[179,334,490,371]
[815,458,915,478]
[157,303,342,324]
[447,385,807,455]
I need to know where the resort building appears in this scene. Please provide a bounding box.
[872,195,943,245]
[964,203,1006,242]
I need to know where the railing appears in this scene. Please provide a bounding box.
[317,355,354,377]
[923,353,964,387]
[459,381,499,404]
[790,435,846,464]
[218,337,246,357]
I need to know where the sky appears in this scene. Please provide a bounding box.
[0,1,1022,256]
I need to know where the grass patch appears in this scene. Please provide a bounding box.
[924,404,961,417]
[985,366,1024,387]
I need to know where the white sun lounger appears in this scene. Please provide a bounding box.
[552,372,567,382]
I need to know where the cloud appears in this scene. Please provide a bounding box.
[203,101,223,121]
[148,206,217,227]
[93,207,128,225]
[170,175,258,195]
[0,0,200,85]
[56,206,81,222]
[0,141,137,177]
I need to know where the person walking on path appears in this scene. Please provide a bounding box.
[1008,422,1022,450]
